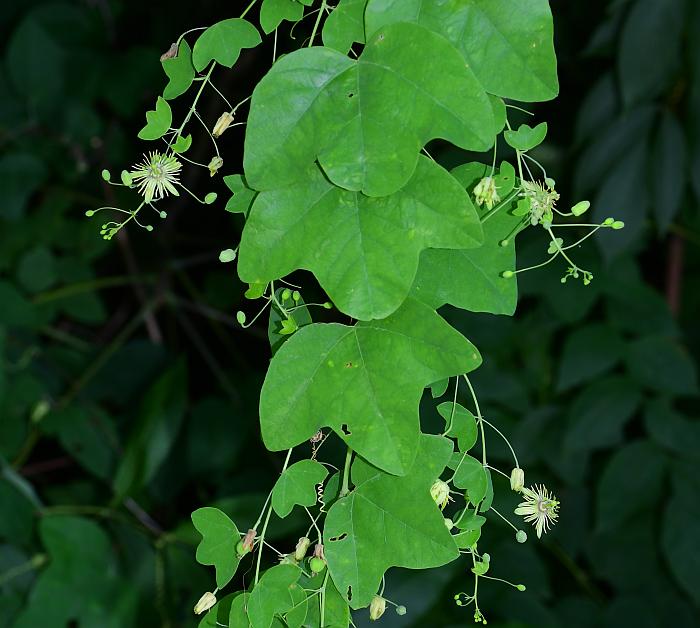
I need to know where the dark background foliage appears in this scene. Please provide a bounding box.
[1,0,699,626]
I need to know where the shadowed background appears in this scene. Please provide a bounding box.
[0,0,699,626]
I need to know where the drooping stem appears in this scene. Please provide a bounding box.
[463,375,486,466]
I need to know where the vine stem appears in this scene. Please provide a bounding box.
[339,447,353,497]
[308,0,328,47]
[463,375,486,465]
[240,0,258,19]
[254,448,293,585]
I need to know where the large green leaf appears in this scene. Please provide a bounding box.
[137,96,172,141]
[324,435,459,608]
[272,460,328,518]
[260,0,304,34]
[244,22,495,196]
[238,157,483,321]
[259,298,481,475]
[192,19,261,72]
[247,564,301,628]
[192,507,241,589]
[365,0,558,102]
[410,162,520,315]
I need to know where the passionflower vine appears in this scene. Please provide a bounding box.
[514,484,559,538]
[129,151,182,203]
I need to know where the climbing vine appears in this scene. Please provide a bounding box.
[90,0,625,625]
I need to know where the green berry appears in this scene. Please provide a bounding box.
[501,270,514,279]
[236,311,247,325]
[612,220,625,230]
[292,290,301,302]
[282,288,292,301]
[101,169,111,181]
[204,192,218,205]
[219,249,237,263]
[309,557,326,574]
[323,302,333,309]
[499,239,509,247]
[516,584,526,592]
[85,210,95,217]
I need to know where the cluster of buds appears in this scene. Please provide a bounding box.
[473,176,501,210]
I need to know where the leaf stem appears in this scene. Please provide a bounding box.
[463,375,486,466]
[308,0,328,47]
[339,447,353,497]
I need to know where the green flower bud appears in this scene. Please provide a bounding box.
[193,591,217,615]
[207,157,224,177]
[612,220,625,230]
[219,249,237,263]
[395,605,407,616]
[603,217,614,226]
[212,111,234,138]
[282,288,292,301]
[501,270,515,279]
[516,584,526,592]
[499,239,509,247]
[571,200,590,216]
[516,530,528,544]
[473,176,501,210]
[323,302,333,309]
[292,290,301,302]
[510,467,525,492]
[101,169,111,181]
[369,595,386,621]
[236,311,246,325]
[294,537,311,561]
[444,517,454,530]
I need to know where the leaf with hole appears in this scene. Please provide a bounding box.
[324,434,458,608]
[271,459,328,518]
[259,298,481,475]
[244,22,495,196]
[238,157,483,321]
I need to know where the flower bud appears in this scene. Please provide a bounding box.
[516,529,528,544]
[238,529,256,555]
[212,112,234,137]
[369,595,386,621]
[395,605,407,616]
[444,518,454,530]
[193,591,217,615]
[571,200,590,216]
[208,156,224,177]
[430,480,452,510]
[516,584,526,592]
[501,270,514,279]
[313,543,325,560]
[510,467,525,492]
[294,537,311,561]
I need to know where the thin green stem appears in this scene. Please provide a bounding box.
[308,0,328,46]
[340,447,353,497]
[488,505,519,533]
[240,0,258,19]
[463,375,486,466]
[481,418,519,468]
[0,555,47,587]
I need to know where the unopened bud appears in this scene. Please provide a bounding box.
[313,543,325,560]
[294,537,311,561]
[369,595,386,621]
[238,529,256,555]
[395,605,407,616]
[473,176,501,210]
[516,530,528,544]
[212,112,234,138]
[193,591,217,615]
[444,518,454,530]
[510,467,525,492]
[208,156,224,177]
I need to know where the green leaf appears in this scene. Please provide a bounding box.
[651,112,686,232]
[260,298,481,475]
[247,563,301,628]
[224,174,257,216]
[198,593,236,628]
[244,22,495,196]
[410,162,521,316]
[324,434,459,608]
[556,324,625,391]
[113,360,188,498]
[302,576,350,627]
[192,19,262,72]
[162,39,195,100]
[437,402,478,452]
[322,0,367,53]
[619,0,683,106]
[268,291,312,355]
[450,453,488,505]
[192,507,241,589]
[137,96,172,141]
[238,158,483,321]
[365,0,559,102]
[504,122,548,152]
[172,133,193,153]
[271,459,328,518]
[625,336,698,396]
[0,153,48,221]
[596,441,665,532]
[260,0,304,34]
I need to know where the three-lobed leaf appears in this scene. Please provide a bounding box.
[244,22,496,196]
[192,19,261,72]
[322,0,367,53]
[238,157,483,321]
[259,0,304,34]
[504,122,548,151]
[192,507,241,589]
[271,459,328,518]
[324,435,459,608]
[162,39,195,100]
[437,401,478,452]
[137,96,172,141]
[259,298,482,475]
[246,564,301,628]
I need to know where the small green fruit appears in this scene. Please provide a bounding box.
[309,557,326,574]
[236,311,247,325]
[516,530,527,544]
[571,200,590,216]
[101,169,111,181]
[204,192,217,205]
[612,220,625,230]
[501,270,515,279]
[282,288,292,301]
